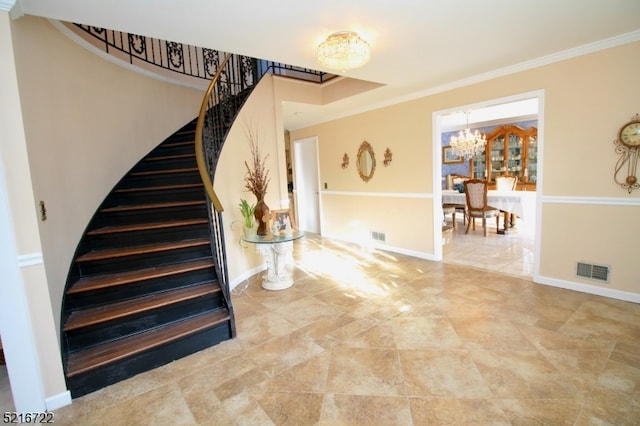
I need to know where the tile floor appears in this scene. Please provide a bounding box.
[2,231,640,425]
[442,214,536,279]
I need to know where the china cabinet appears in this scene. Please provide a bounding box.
[470,125,537,190]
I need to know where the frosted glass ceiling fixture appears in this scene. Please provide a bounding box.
[317,31,370,72]
[450,112,487,160]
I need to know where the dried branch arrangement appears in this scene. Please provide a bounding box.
[243,127,270,200]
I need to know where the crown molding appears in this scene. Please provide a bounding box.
[295,30,640,130]
[385,30,640,108]
[0,0,15,12]
[0,0,23,19]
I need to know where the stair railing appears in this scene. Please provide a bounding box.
[195,53,261,209]
[194,52,333,307]
[195,53,231,212]
[67,23,335,87]
[195,53,261,312]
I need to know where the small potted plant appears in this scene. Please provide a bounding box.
[239,198,257,238]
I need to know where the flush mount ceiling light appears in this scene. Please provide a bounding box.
[317,31,370,72]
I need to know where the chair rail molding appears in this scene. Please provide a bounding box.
[322,190,431,199]
[541,195,640,206]
[17,252,44,267]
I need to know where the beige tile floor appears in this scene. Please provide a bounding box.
[2,232,640,425]
[442,215,536,279]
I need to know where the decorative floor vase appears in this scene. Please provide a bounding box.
[254,199,270,235]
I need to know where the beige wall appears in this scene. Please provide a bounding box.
[540,204,637,292]
[291,41,640,301]
[1,11,67,407]
[5,16,284,403]
[289,98,435,255]
[3,13,639,408]
[11,16,205,335]
[215,75,285,287]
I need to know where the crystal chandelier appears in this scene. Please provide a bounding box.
[317,31,370,72]
[449,112,487,160]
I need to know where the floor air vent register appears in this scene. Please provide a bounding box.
[576,262,610,283]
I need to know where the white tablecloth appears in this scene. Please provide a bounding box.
[442,190,531,219]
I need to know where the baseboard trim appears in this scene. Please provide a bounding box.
[45,390,71,411]
[535,274,640,303]
[320,232,437,261]
[229,264,266,292]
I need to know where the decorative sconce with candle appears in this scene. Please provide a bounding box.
[383,148,392,166]
[341,153,349,169]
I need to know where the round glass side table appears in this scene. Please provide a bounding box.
[242,231,304,290]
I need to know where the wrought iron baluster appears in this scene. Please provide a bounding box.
[71,23,333,83]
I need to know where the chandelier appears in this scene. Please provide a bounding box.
[317,31,370,72]
[449,113,487,160]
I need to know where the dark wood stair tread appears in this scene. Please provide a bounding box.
[64,282,220,331]
[160,140,194,148]
[68,259,215,294]
[66,309,230,378]
[113,183,202,193]
[144,153,195,162]
[130,167,198,177]
[76,238,210,263]
[100,200,206,213]
[87,218,208,235]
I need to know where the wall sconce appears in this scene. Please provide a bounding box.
[341,153,349,169]
[383,148,392,166]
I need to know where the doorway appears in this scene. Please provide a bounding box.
[293,136,321,234]
[434,91,544,278]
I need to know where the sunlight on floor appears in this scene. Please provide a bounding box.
[294,239,395,298]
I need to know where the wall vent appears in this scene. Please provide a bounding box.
[371,231,386,243]
[576,262,610,283]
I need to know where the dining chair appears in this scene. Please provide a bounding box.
[495,175,518,191]
[442,205,456,228]
[444,174,469,227]
[463,179,500,236]
[446,174,470,191]
[494,175,518,229]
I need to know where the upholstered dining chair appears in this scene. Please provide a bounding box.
[463,179,500,236]
[494,175,518,229]
[495,175,518,191]
[443,174,470,228]
[442,204,456,228]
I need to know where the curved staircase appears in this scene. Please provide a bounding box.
[56,27,325,396]
[61,119,234,398]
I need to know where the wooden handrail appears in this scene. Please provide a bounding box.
[194,53,232,212]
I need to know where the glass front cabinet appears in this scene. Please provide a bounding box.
[470,125,538,191]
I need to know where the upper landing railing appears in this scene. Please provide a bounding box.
[68,23,336,86]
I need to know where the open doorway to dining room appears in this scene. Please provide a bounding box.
[433,91,544,279]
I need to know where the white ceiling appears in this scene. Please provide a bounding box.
[11,0,640,129]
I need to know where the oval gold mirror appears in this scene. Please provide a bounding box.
[356,141,376,182]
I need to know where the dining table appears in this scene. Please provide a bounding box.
[442,189,534,234]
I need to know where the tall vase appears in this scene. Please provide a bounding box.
[254,199,270,235]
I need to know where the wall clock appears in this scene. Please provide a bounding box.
[613,113,640,193]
